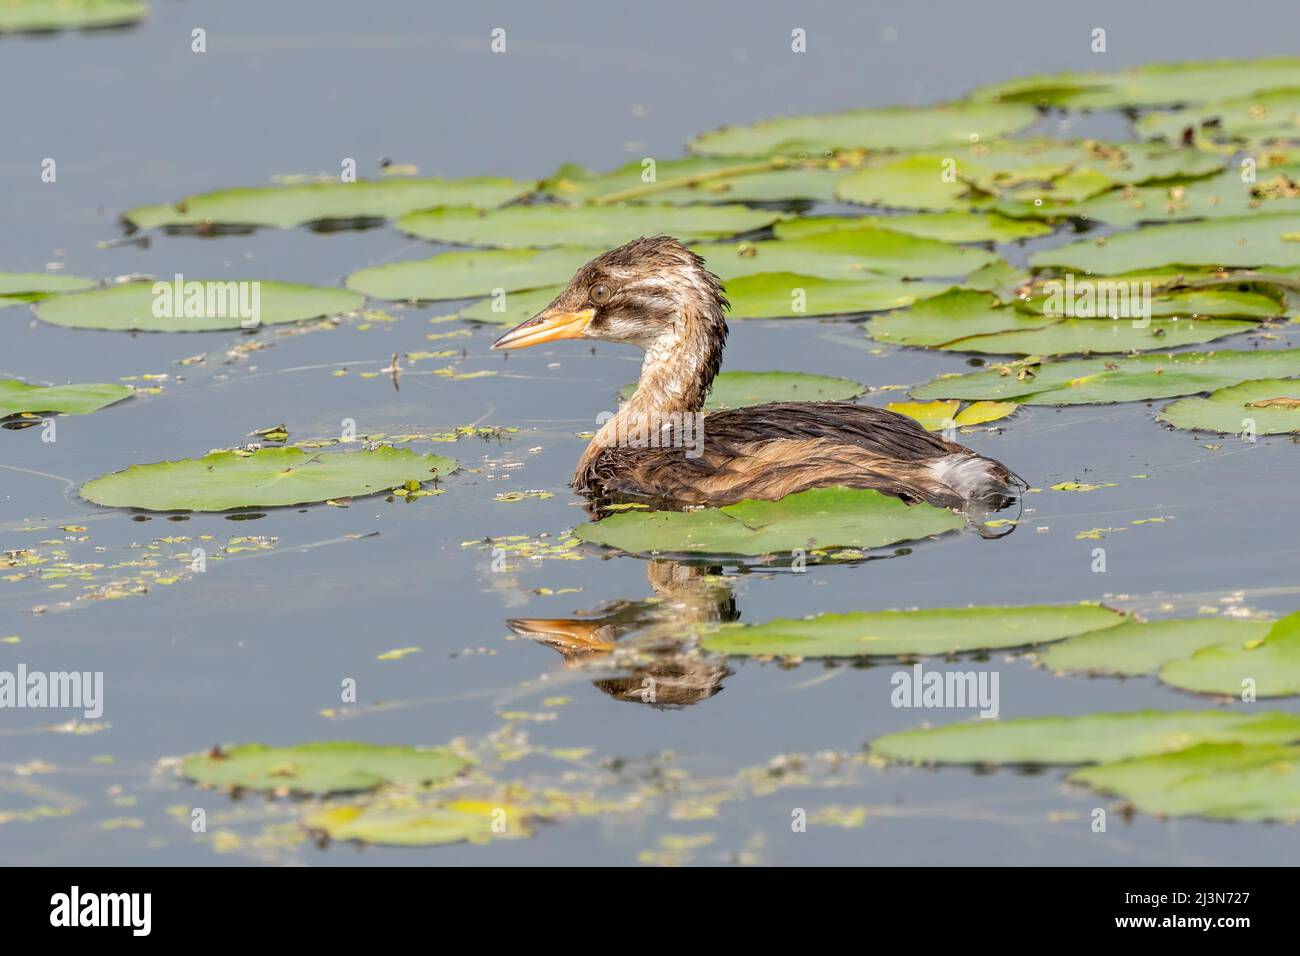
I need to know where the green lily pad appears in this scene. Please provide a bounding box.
[703,604,1124,659]
[722,272,946,318]
[961,259,1032,293]
[705,229,999,282]
[460,273,943,324]
[1063,163,1300,227]
[539,157,848,204]
[835,154,997,212]
[911,347,1300,405]
[971,58,1300,110]
[0,272,98,307]
[876,285,1278,355]
[869,289,1242,355]
[33,280,362,332]
[993,142,1223,190]
[80,446,457,511]
[1011,167,1114,204]
[945,316,1259,356]
[774,212,1053,244]
[649,166,849,204]
[688,100,1038,157]
[835,145,1081,211]
[871,289,1050,348]
[1018,284,1283,320]
[1029,212,1300,273]
[179,742,471,796]
[1159,611,1300,697]
[1039,618,1272,677]
[538,157,752,203]
[1071,742,1300,822]
[1159,377,1300,434]
[835,142,1223,212]
[304,800,528,846]
[0,0,146,32]
[459,284,560,324]
[872,709,1300,765]
[574,486,964,557]
[0,380,133,419]
[619,370,865,409]
[1138,89,1300,144]
[123,177,528,231]
[394,203,782,248]
[347,247,602,302]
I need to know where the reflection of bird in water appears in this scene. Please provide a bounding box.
[506,560,735,708]
[492,235,1024,520]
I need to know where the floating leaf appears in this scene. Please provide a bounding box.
[347,247,602,302]
[124,177,528,231]
[961,258,1032,293]
[871,289,1049,348]
[1064,163,1300,227]
[706,230,999,282]
[459,284,559,324]
[0,0,146,32]
[1029,212,1300,273]
[575,486,964,557]
[80,446,457,511]
[0,380,133,419]
[0,272,97,308]
[885,398,1019,430]
[1159,378,1300,434]
[774,212,1053,243]
[1039,618,1271,677]
[971,58,1300,110]
[835,141,1222,212]
[647,166,849,204]
[872,710,1300,765]
[1160,611,1300,697]
[722,272,945,318]
[688,101,1037,157]
[539,157,846,204]
[836,154,997,211]
[952,400,1020,426]
[1071,743,1300,822]
[1138,89,1300,144]
[1018,284,1282,320]
[179,742,470,796]
[304,799,528,846]
[461,273,944,323]
[875,286,1275,355]
[943,316,1258,356]
[911,347,1300,405]
[884,400,960,431]
[703,604,1124,658]
[33,280,362,332]
[394,203,782,248]
[619,370,865,409]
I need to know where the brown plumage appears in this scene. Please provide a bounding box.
[493,235,1023,514]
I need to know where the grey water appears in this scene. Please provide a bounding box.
[2,0,1299,865]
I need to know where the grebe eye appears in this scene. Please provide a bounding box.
[589,283,612,306]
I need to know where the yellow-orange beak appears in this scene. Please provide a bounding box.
[491,306,594,351]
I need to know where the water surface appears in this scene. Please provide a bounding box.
[3,0,1299,865]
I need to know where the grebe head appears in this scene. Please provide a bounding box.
[491,235,728,353]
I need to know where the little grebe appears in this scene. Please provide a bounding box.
[492,236,1022,513]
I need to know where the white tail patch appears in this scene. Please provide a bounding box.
[928,453,1006,500]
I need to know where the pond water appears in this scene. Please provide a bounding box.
[3,0,1299,865]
